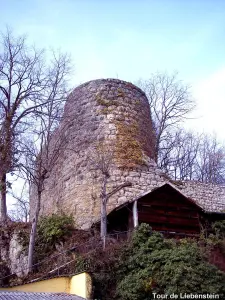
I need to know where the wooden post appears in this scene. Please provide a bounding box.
[132,200,139,228]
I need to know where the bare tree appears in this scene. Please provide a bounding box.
[158,128,225,184]
[136,73,225,184]
[21,105,70,273]
[0,28,43,221]
[8,179,29,222]
[14,46,72,273]
[195,134,225,184]
[0,28,71,222]
[158,129,199,180]
[89,141,131,248]
[136,72,195,163]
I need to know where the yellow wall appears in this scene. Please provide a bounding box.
[0,272,92,299]
[70,273,92,298]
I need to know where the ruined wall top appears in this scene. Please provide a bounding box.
[71,78,147,96]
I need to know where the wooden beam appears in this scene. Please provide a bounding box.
[138,212,200,227]
[139,202,199,211]
[150,224,200,234]
[132,200,138,228]
[138,207,199,218]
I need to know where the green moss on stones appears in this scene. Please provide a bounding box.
[95,90,146,168]
[115,120,145,168]
[117,88,125,98]
[96,93,119,115]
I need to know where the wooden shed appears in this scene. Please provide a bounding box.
[106,183,207,237]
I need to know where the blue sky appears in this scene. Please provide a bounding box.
[1,0,225,138]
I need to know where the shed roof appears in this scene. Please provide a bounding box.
[114,181,225,213]
[0,291,84,300]
[107,182,204,214]
[178,180,225,212]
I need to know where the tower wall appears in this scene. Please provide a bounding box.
[30,79,165,229]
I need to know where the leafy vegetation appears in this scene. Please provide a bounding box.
[37,214,74,246]
[18,214,74,261]
[212,220,225,239]
[74,224,225,299]
[74,243,124,299]
[115,224,225,299]
[12,222,225,298]
[117,224,225,299]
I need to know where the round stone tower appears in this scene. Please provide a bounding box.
[30,79,165,229]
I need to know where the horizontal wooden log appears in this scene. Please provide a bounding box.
[138,212,200,227]
[149,224,200,234]
[139,203,199,211]
[138,207,199,218]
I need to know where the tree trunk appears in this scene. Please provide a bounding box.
[0,174,7,222]
[27,189,41,273]
[100,175,108,249]
[101,199,107,249]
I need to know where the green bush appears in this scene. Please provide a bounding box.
[212,220,225,238]
[31,214,74,262]
[115,224,225,300]
[37,213,74,246]
[18,213,75,255]
[17,213,75,262]
[83,224,225,299]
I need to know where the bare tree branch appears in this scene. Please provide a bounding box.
[89,140,132,249]
[0,28,72,222]
[136,72,195,163]
[106,182,132,201]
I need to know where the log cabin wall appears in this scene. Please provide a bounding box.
[105,183,225,238]
[136,184,204,235]
[106,184,207,237]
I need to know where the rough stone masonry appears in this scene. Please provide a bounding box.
[30,79,167,229]
[30,79,225,229]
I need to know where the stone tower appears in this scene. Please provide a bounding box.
[30,79,165,229]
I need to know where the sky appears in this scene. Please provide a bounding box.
[1,0,225,207]
[1,0,225,138]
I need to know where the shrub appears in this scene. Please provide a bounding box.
[212,220,225,238]
[0,261,10,286]
[37,213,74,246]
[18,213,75,255]
[116,224,225,300]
